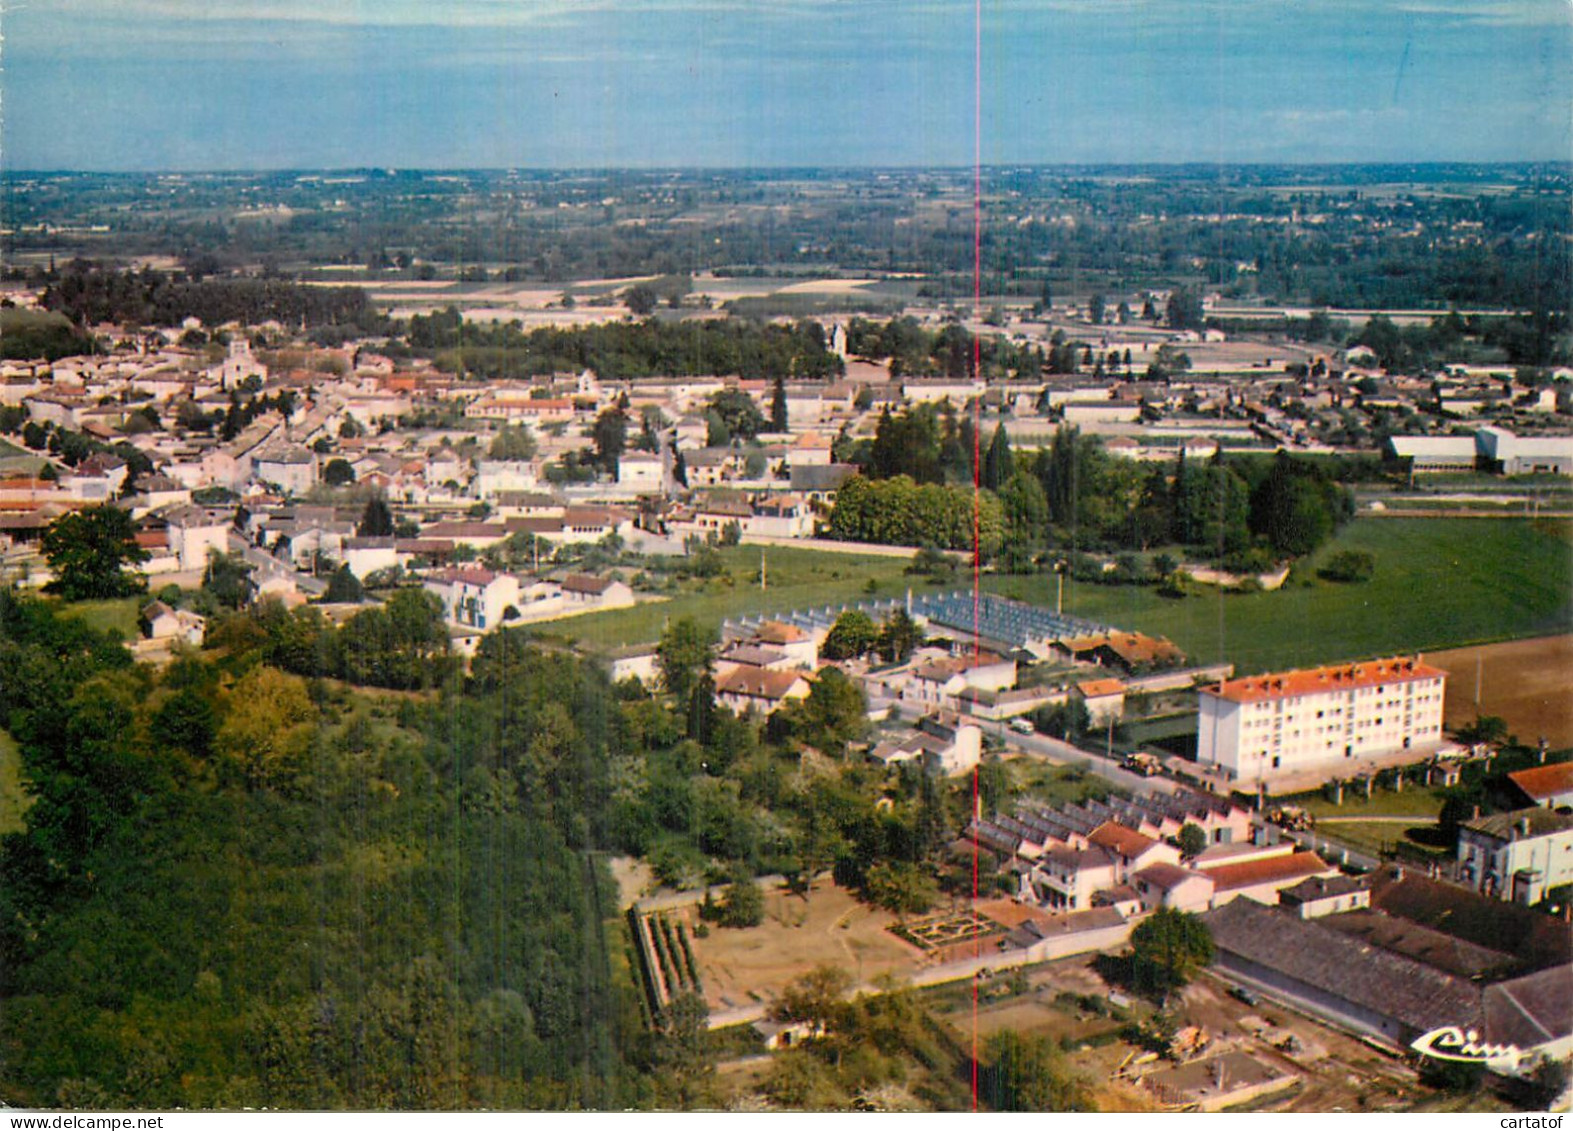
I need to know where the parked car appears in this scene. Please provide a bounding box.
[1122,751,1161,776]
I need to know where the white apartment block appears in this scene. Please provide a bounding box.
[1197,657,1446,783]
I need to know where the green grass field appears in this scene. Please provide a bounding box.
[539,517,1570,663]
[0,730,31,835]
[1010,759,1125,806]
[535,544,919,650]
[55,596,143,639]
[988,517,1572,675]
[1312,818,1449,862]
[1296,786,1447,820]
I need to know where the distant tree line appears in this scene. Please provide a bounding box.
[827,475,1003,556]
[407,307,845,382]
[844,316,1084,380]
[40,262,386,333]
[10,168,1567,317]
[829,418,1354,567]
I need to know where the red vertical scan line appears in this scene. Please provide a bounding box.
[970,0,983,1112]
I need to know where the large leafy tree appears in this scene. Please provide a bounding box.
[201,549,256,609]
[656,616,715,704]
[591,402,628,472]
[1129,906,1214,1003]
[864,859,937,916]
[878,609,922,665]
[706,388,766,444]
[820,609,880,661]
[357,495,396,538]
[998,470,1048,569]
[41,504,149,600]
[1165,287,1205,331]
[981,424,1013,491]
[1176,822,1208,860]
[792,667,866,755]
[1171,452,1251,554]
[487,424,537,461]
[773,964,852,1031]
[979,1030,1091,1111]
[1249,452,1349,557]
[827,475,1002,556]
[323,564,365,604]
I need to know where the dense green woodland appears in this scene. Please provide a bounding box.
[0,309,98,362]
[0,594,642,1108]
[0,592,1006,1109]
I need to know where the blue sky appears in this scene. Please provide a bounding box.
[5,0,1570,169]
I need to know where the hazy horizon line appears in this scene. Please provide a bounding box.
[6,159,1572,177]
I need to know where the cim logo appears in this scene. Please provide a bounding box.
[1410,1027,1523,1068]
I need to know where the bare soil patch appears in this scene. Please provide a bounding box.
[685,882,925,1014]
[1424,635,1573,747]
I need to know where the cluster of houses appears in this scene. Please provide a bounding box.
[1,300,1569,656]
[3,301,1567,558]
[965,790,1342,917]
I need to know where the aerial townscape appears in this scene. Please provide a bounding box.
[1,0,1571,1120]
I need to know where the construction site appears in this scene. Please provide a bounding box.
[933,953,1442,1113]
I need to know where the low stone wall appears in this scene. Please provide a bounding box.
[741,533,926,559]
[1181,564,1291,591]
[708,913,1138,1031]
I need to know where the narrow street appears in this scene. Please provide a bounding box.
[1004,726,1182,798]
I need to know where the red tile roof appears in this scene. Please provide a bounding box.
[1204,657,1444,704]
[755,621,808,644]
[1507,762,1573,802]
[1204,852,1335,892]
[1087,821,1159,859]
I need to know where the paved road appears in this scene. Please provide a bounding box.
[997,724,1181,798]
[227,530,328,597]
